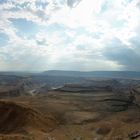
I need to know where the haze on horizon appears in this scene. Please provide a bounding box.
[0,0,140,72]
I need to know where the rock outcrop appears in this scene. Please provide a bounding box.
[0,100,57,134]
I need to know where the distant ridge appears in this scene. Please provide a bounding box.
[42,70,140,79]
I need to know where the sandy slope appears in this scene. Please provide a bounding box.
[0,100,57,140]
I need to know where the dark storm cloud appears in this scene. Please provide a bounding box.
[103,38,140,71]
[67,0,82,8]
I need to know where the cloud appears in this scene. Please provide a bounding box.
[67,0,82,8]
[103,38,140,71]
[0,0,140,71]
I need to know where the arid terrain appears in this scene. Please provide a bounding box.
[1,71,140,140]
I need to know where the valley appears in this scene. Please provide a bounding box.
[0,71,140,140]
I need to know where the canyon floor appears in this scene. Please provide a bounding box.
[1,90,140,140]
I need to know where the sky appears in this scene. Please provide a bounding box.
[0,0,140,71]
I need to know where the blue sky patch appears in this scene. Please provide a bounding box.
[9,18,40,38]
[0,33,9,46]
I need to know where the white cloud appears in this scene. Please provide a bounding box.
[0,0,140,71]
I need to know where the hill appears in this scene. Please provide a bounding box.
[0,100,57,138]
[43,70,140,79]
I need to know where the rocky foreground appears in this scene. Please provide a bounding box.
[1,75,140,139]
[0,88,140,140]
